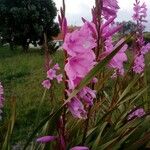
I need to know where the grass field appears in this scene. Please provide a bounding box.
[0,45,150,147]
[0,46,65,146]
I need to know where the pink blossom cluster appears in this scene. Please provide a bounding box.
[63,22,97,89]
[67,87,96,119]
[99,4,128,76]
[133,0,147,23]
[99,37,128,76]
[42,63,63,89]
[0,82,4,120]
[63,22,97,119]
[102,23,122,39]
[102,0,119,20]
[132,0,150,74]
[133,42,150,74]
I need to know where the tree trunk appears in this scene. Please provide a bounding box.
[10,42,15,51]
[22,44,29,53]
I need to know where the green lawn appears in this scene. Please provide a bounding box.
[0,46,64,146]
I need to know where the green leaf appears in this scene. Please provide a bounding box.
[96,137,119,150]
[127,132,150,150]
[2,98,16,150]
[117,87,148,106]
[23,106,64,150]
[91,122,108,150]
[117,76,139,103]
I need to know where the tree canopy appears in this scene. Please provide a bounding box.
[117,21,137,35]
[0,0,60,51]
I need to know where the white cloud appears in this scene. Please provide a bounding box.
[54,0,150,31]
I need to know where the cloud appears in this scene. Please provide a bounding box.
[54,0,150,31]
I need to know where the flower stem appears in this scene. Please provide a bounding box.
[82,106,91,145]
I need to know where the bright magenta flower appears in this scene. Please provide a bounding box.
[0,82,4,120]
[102,25,122,38]
[63,22,96,57]
[78,87,96,106]
[100,38,128,76]
[92,77,98,83]
[53,63,60,70]
[65,53,96,89]
[133,54,145,74]
[70,146,89,150]
[56,74,63,83]
[132,0,150,74]
[42,63,63,89]
[42,79,51,89]
[68,97,87,119]
[63,22,97,119]
[127,108,145,120]
[36,135,57,143]
[133,0,147,22]
[47,69,56,80]
[141,43,150,55]
[102,0,119,20]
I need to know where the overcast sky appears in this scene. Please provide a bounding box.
[54,0,150,31]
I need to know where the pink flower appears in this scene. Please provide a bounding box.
[92,77,98,83]
[63,22,97,119]
[67,97,87,119]
[102,0,119,20]
[65,53,96,89]
[99,38,128,76]
[0,82,4,120]
[56,74,63,83]
[70,146,89,150]
[36,135,57,143]
[78,87,96,106]
[63,22,96,57]
[133,54,145,74]
[53,63,60,70]
[133,0,147,22]
[42,63,63,88]
[67,77,82,90]
[141,43,150,55]
[127,108,145,120]
[132,1,149,74]
[47,69,56,80]
[101,16,116,31]
[42,80,51,89]
[102,25,122,38]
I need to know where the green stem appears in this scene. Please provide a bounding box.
[82,107,91,145]
[35,89,47,126]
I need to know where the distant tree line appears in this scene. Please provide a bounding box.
[0,0,60,52]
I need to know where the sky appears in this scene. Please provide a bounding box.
[54,0,150,31]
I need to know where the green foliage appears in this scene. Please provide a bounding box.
[144,32,150,43]
[0,46,64,148]
[117,21,137,35]
[0,0,60,51]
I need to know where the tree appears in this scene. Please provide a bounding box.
[117,21,137,35]
[0,0,60,52]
